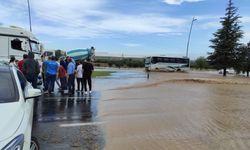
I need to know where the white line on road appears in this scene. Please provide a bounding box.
[43,96,99,99]
[59,121,103,127]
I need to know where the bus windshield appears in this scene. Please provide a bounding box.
[145,57,151,65]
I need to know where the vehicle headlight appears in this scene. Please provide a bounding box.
[2,134,24,150]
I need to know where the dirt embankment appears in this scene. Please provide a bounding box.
[114,77,250,90]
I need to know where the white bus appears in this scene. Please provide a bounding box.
[145,56,190,72]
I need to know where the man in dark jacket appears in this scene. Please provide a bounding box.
[23,52,40,88]
[82,58,94,94]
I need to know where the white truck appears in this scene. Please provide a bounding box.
[0,26,42,62]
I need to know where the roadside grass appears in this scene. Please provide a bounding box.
[92,71,113,78]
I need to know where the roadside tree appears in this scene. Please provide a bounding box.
[208,0,243,76]
[234,45,250,77]
[194,57,208,70]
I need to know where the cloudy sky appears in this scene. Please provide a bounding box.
[1,0,250,58]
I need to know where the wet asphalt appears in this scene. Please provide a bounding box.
[32,92,105,150]
[31,69,147,150]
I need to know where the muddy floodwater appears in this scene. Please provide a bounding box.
[32,69,146,150]
[98,71,250,150]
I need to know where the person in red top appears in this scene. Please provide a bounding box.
[58,60,67,91]
[18,54,28,72]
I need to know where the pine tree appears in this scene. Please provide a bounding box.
[208,0,243,76]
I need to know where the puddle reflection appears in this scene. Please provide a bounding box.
[32,92,105,150]
[33,93,99,123]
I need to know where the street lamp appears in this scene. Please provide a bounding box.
[186,17,197,58]
[27,0,32,32]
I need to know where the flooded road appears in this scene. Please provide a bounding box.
[93,69,147,91]
[33,69,250,150]
[99,71,250,150]
[32,69,146,150]
[33,92,105,150]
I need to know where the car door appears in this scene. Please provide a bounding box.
[16,70,34,148]
[16,70,34,119]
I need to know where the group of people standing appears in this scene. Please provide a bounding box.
[9,52,94,95]
[42,56,94,95]
[10,52,40,88]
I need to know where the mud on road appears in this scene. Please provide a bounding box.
[32,70,250,150]
[99,71,250,150]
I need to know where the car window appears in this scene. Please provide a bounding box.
[17,70,27,91]
[0,71,18,103]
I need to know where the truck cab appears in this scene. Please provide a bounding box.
[0,26,42,61]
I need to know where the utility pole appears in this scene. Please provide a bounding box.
[27,0,32,32]
[186,17,197,58]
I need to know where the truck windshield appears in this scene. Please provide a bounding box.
[0,70,18,103]
[31,41,40,54]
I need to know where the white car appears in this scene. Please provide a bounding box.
[0,65,41,150]
[218,68,235,74]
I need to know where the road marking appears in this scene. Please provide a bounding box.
[59,122,103,127]
[43,96,99,99]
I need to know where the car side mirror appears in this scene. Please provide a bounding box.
[25,88,42,100]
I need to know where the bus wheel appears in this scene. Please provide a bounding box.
[177,69,181,72]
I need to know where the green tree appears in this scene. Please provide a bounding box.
[207,0,243,76]
[194,57,208,70]
[234,45,250,76]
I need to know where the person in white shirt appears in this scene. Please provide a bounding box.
[76,61,83,92]
[9,56,17,67]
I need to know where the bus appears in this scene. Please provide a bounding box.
[145,56,190,72]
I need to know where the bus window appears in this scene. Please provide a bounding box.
[151,57,157,64]
[164,58,170,63]
[176,58,183,63]
[184,59,189,64]
[145,57,151,65]
[157,57,163,63]
[175,58,180,63]
[170,58,175,63]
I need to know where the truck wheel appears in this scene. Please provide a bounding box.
[30,137,40,150]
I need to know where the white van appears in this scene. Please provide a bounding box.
[0,26,42,61]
